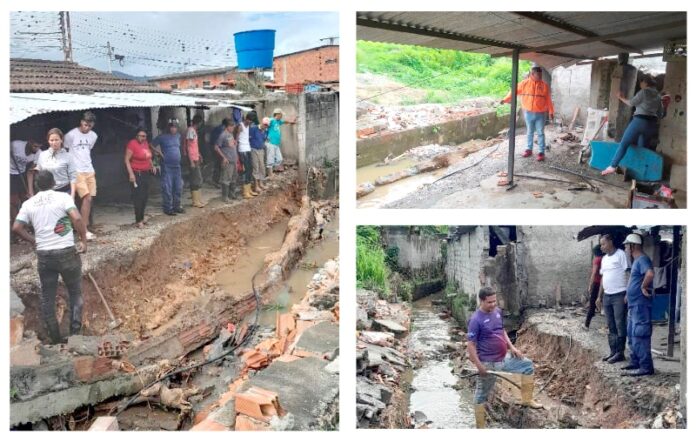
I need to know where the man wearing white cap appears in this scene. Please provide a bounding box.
[622,233,655,376]
[266,108,296,176]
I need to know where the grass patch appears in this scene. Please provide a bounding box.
[356,226,390,297]
[357,40,531,105]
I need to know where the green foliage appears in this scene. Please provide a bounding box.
[357,226,389,297]
[384,246,400,271]
[357,40,531,104]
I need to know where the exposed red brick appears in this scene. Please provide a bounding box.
[273,46,339,85]
[73,356,96,382]
[10,338,40,366]
[235,414,270,431]
[177,321,215,352]
[10,315,24,347]
[190,418,228,431]
[91,357,116,379]
[235,387,283,423]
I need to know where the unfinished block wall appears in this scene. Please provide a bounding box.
[261,94,301,162]
[382,227,444,272]
[445,227,489,297]
[299,91,339,167]
[551,64,592,126]
[519,226,590,307]
[658,60,687,192]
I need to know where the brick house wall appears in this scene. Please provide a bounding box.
[273,46,339,84]
[152,71,235,90]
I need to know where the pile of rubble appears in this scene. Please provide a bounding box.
[192,258,340,431]
[356,289,411,428]
[357,100,495,138]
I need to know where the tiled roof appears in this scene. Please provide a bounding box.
[10,58,166,93]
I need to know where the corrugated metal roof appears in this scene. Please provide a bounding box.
[10,92,253,125]
[357,11,686,68]
[10,58,166,93]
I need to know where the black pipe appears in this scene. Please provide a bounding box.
[667,226,681,357]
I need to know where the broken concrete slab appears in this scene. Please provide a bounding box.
[10,288,25,316]
[89,416,119,431]
[240,357,338,430]
[294,321,339,360]
[373,319,407,335]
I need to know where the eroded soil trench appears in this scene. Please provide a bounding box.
[361,291,682,429]
[11,184,340,431]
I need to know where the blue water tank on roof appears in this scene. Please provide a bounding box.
[234,29,276,70]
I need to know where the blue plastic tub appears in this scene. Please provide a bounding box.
[588,140,663,181]
[651,294,670,321]
[234,30,275,69]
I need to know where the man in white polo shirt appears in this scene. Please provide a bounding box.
[12,170,88,344]
[64,111,98,240]
[598,234,630,364]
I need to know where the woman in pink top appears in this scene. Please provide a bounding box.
[124,128,154,228]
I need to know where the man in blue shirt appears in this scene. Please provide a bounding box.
[152,119,184,216]
[621,233,655,376]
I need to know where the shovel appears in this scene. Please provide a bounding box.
[87,272,122,330]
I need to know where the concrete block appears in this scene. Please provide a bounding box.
[669,164,686,191]
[10,315,24,347]
[10,338,41,366]
[89,416,119,431]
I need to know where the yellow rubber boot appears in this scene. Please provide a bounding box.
[191,190,205,208]
[474,404,486,429]
[520,374,543,409]
[243,184,254,199]
[248,183,259,196]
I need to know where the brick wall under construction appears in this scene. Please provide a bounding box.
[274,46,339,85]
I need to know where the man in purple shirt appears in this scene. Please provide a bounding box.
[467,287,542,428]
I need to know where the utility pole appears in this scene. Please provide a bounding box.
[65,11,73,62]
[106,41,113,73]
[59,11,68,61]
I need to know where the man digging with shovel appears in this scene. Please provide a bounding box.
[467,287,543,428]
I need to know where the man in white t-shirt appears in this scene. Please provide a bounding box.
[12,170,88,344]
[64,111,98,240]
[598,234,630,364]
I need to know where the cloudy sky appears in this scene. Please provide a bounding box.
[10,11,339,77]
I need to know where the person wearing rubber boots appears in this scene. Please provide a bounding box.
[185,115,205,208]
[621,233,655,377]
[467,287,543,429]
[598,234,630,364]
[500,65,554,161]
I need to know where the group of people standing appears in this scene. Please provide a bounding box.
[586,233,656,377]
[501,65,663,172]
[9,107,295,344]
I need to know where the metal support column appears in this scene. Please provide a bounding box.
[507,48,520,184]
[667,226,682,357]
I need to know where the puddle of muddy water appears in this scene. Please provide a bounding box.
[407,296,475,429]
[357,161,444,209]
[215,221,289,295]
[214,212,339,328]
[256,214,339,327]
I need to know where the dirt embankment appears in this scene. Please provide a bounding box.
[15,183,302,342]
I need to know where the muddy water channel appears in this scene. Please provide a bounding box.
[356,161,443,209]
[215,213,339,327]
[407,296,475,429]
